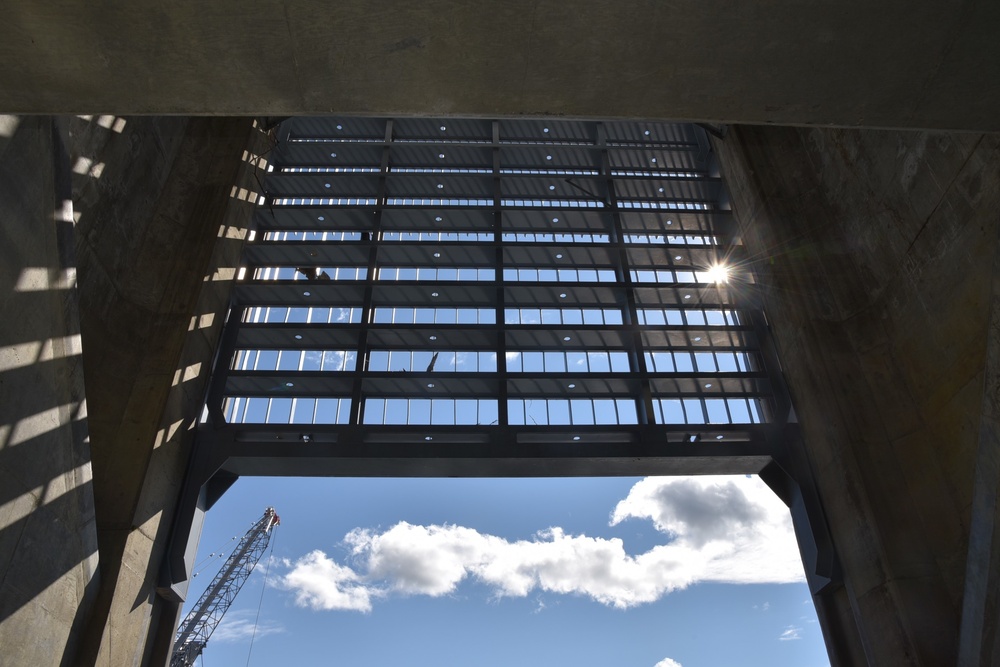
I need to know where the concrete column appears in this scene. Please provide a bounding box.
[59,116,266,666]
[958,213,1000,665]
[715,126,1000,665]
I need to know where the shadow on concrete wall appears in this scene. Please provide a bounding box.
[0,113,269,666]
[64,115,267,666]
[0,116,98,666]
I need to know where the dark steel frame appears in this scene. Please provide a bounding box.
[160,117,838,609]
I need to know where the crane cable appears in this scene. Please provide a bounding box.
[192,535,239,578]
[244,526,278,667]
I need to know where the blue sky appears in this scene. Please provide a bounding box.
[181,476,830,667]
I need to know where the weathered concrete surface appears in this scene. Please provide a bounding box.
[715,127,1000,664]
[0,117,97,666]
[958,205,1000,665]
[66,116,267,666]
[3,113,998,667]
[1,2,999,130]
[0,115,267,666]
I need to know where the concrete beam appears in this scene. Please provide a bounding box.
[1,2,999,130]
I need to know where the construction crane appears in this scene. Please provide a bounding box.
[170,507,280,667]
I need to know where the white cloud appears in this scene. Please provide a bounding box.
[279,476,803,613]
[346,523,493,596]
[779,626,802,641]
[654,659,682,667]
[212,610,284,643]
[610,476,802,585]
[280,550,377,612]
[348,522,708,608]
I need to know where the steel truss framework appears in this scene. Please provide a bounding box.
[162,117,838,607]
[198,117,797,476]
[171,508,279,667]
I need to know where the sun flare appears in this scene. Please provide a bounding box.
[705,264,730,284]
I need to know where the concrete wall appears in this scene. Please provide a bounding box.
[69,116,267,666]
[0,116,267,666]
[715,127,1000,665]
[2,113,998,666]
[1,2,998,130]
[0,117,97,666]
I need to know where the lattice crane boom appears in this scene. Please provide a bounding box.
[170,507,280,667]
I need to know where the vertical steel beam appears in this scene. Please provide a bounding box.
[492,121,509,426]
[598,122,656,425]
[349,119,393,425]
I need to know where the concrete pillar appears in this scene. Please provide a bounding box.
[63,116,267,666]
[715,126,1000,665]
[957,215,1000,665]
[0,114,266,666]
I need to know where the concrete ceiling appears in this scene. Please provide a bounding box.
[2,1,998,130]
